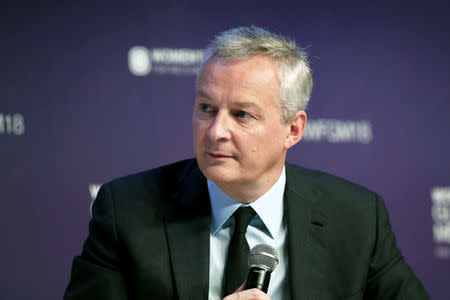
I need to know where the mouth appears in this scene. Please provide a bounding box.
[206,151,234,159]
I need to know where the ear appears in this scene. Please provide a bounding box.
[284,110,307,150]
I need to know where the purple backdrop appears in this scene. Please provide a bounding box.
[1,1,449,299]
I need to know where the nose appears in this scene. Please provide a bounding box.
[208,111,232,142]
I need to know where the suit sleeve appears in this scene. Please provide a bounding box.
[64,184,129,300]
[364,194,430,299]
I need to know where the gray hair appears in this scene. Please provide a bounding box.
[197,26,313,123]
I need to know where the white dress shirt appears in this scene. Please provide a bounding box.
[207,166,289,300]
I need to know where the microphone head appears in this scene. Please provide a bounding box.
[248,243,279,273]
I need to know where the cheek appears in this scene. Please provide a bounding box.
[193,120,207,136]
[192,126,204,150]
[238,135,266,157]
[245,128,285,155]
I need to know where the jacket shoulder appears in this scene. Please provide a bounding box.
[285,162,381,221]
[107,158,197,190]
[96,158,198,212]
[286,162,377,199]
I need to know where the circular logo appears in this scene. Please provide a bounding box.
[128,46,151,76]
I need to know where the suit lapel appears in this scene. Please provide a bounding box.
[285,164,329,300]
[164,165,211,300]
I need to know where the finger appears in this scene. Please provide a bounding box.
[223,288,270,300]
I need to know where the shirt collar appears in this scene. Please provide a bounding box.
[208,166,286,239]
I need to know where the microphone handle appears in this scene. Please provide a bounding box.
[245,266,271,293]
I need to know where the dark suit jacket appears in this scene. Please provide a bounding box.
[64,158,429,299]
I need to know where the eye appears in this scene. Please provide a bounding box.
[234,110,250,119]
[200,103,214,112]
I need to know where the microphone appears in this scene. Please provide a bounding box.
[245,244,279,293]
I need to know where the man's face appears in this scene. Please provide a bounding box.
[192,55,292,191]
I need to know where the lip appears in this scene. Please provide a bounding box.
[206,151,233,159]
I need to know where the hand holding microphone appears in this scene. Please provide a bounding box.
[245,244,279,292]
[223,244,279,300]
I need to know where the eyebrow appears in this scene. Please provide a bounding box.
[232,101,263,112]
[196,90,213,101]
[196,90,263,111]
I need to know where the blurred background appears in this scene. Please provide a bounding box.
[1,1,449,299]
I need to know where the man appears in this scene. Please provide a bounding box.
[65,26,430,299]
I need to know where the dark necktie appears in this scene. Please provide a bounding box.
[223,206,256,296]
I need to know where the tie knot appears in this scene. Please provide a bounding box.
[233,206,256,233]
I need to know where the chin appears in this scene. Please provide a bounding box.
[199,164,237,184]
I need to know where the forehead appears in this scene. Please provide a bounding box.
[197,56,280,98]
